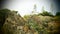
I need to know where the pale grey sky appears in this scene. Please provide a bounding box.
[3,0,57,17]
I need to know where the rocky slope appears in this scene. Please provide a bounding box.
[0,9,60,34]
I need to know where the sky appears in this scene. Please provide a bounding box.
[1,0,57,17]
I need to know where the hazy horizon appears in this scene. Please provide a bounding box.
[2,0,57,17]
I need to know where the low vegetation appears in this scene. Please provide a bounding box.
[0,9,60,34]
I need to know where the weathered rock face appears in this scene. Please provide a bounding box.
[2,11,26,34]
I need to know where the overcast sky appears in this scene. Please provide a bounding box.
[3,0,57,17]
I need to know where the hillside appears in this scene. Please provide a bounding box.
[0,9,60,34]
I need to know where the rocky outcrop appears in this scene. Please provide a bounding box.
[2,11,27,34]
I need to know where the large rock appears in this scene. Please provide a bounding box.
[2,10,26,34]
